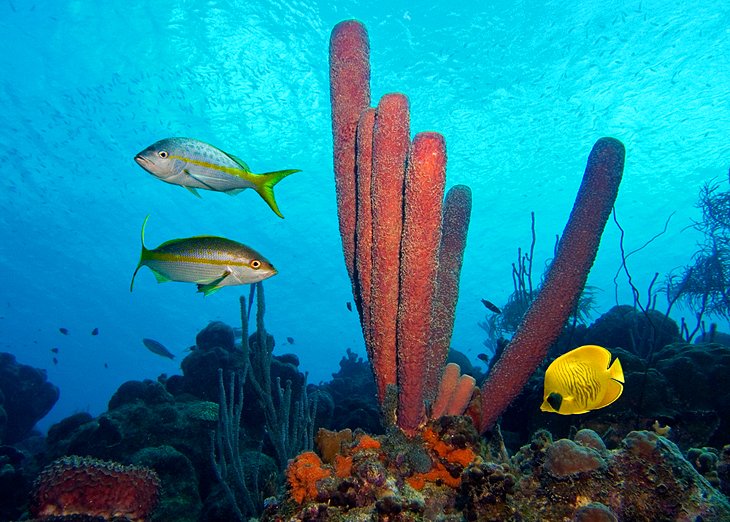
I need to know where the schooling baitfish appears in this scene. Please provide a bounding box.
[540,344,624,415]
[134,137,300,218]
[130,216,277,296]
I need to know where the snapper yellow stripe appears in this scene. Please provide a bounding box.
[149,252,253,267]
[168,155,252,178]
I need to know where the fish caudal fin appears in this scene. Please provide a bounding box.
[598,357,625,409]
[130,215,151,292]
[252,169,300,218]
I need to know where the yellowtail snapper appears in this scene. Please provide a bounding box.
[134,137,300,218]
[130,216,277,296]
[142,338,176,360]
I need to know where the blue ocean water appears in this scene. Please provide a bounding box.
[0,0,728,433]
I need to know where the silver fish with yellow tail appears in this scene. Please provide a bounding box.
[134,137,300,218]
[130,216,277,296]
[540,344,624,415]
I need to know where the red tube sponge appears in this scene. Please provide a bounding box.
[330,20,371,287]
[397,131,447,434]
[479,137,624,432]
[368,93,410,403]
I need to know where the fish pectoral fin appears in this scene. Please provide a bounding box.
[184,186,202,198]
[196,270,231,296]
[184,169,218,191]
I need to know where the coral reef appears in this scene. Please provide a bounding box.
[30,456,159,521]
[0,352,59,444]
[0,445,29,521]
[318,349,381,434]
[264,424,730,520]
[31,285,314,521]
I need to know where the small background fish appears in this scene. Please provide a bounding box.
[142,338,176,360]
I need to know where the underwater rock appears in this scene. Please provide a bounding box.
[0,352,59,444]
[195,321,236,352]
[497,340,730,452]
[583,305,680,359]
[572,502,618,522]
[108,379,174,410]
[132,445,202,522]
[178,345,247,401]
[574,429,607,453]
[0,444,28,521]
[458,462,516,521]
[44,397,220,490]
[544,439,606,478]
[320,349,381,434]
[46,412,93,446]
[652,342,730,448]
[694,330,730,346]
[717,445,730,497]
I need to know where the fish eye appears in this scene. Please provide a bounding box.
[250,259,262,269]
[158,150,168,159]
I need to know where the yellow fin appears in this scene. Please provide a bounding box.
[130,215,151,292]
[251,169,300,218]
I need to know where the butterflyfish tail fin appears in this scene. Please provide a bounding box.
[253,169,300,218]
[130,215,151,292]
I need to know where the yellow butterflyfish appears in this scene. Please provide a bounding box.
[540,345,624,415]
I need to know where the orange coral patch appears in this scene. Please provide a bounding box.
[407,461,461,490]
[286,452,331,504]
[354,434,381,452]
[422,427,476,466]
[334,455,353,478]
[448,447,476,467]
